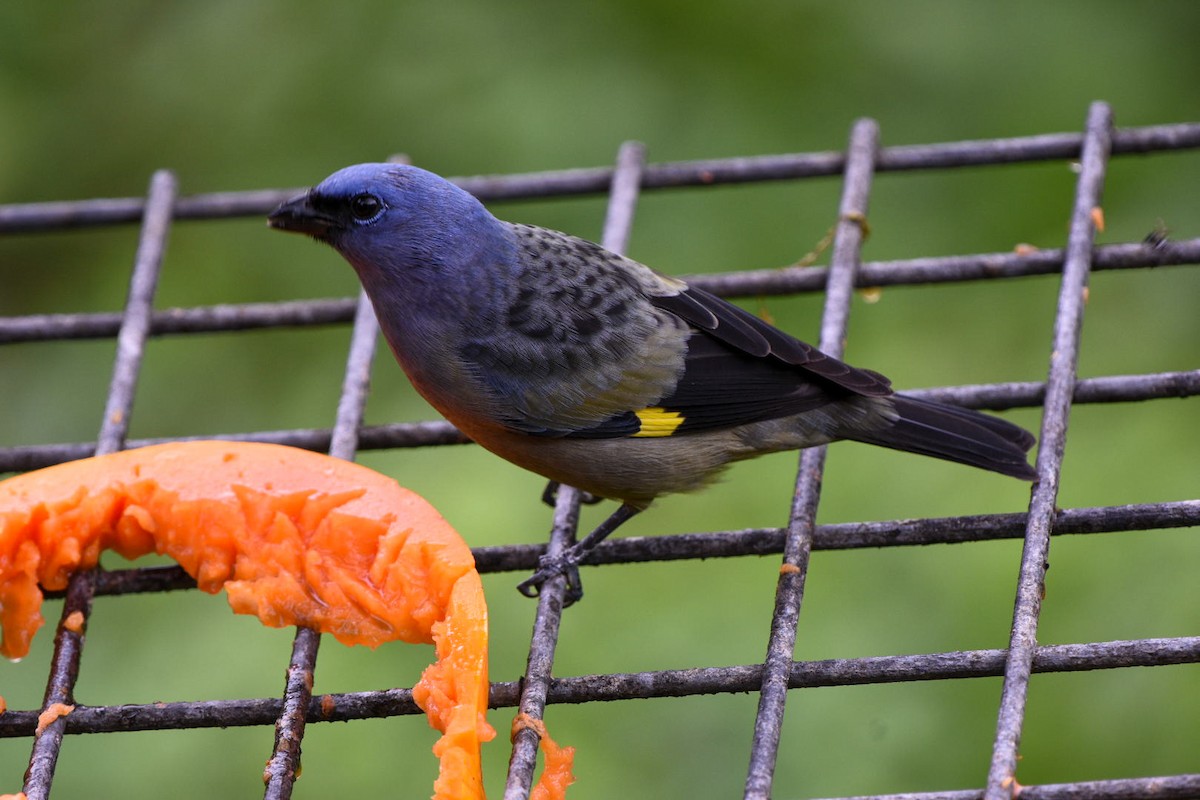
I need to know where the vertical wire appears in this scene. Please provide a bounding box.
[262,629,322,798]
[503,140,647,800]
[502,482,582,800]
[22,170,177,800]
[983,101,1113,800]
[744,119,879,800]
[262,292,381,799]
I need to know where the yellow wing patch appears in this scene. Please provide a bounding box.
[631,407,685,438]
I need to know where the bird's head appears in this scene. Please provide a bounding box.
[268,163,508,290]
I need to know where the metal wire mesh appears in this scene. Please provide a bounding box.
[2,100,1198,799]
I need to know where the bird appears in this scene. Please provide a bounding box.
[268,163,1037,603]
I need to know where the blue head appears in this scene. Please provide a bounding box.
[269,163,514,307]
[269,163,523,405]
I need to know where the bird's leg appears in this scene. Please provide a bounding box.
[540,480,604,507]
[517,502,642,604]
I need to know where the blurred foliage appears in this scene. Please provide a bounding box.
[1,1,1198,797]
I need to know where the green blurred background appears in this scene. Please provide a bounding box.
[1,1,1198,797]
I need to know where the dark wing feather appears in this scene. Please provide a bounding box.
[652,287,892,396]
[847,395,1038,479]
[655,334,843,431]
[563,286,896,438]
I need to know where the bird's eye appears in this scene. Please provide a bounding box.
[349,193,383,222]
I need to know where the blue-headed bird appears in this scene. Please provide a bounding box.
[269,163,1036,602]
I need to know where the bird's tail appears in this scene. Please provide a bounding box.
[846,395,1038,480]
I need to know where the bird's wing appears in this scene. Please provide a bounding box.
[459,225,692,435]
[652,286,893,396]
[562,286,894,439]
[468,225,893,440]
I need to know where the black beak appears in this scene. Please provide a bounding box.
[267,192,337,240]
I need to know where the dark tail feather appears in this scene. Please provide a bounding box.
[848,395,1038,480]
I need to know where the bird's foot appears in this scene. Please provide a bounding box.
[516,548,585,606]
[518,502,642,606]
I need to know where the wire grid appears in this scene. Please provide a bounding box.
[1,100,1198,798]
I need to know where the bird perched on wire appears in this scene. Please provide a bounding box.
[268,163,1037,602]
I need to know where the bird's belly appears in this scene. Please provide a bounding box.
[450,417,748,508]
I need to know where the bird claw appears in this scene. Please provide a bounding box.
[516,551,584,605]
[518,502,641,605]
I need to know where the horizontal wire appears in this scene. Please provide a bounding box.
[810,773,1200,800]
[35,499,1200,601]
[692,238,1200,298]
[1,635,1194,736]
[0,298,359,344]
[903,369,1200,409]
[3,239,1198,345]
[0,420,470,474]
[2,369,1195,474]
[1,122,1198,232]
[476,498,1200,571]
